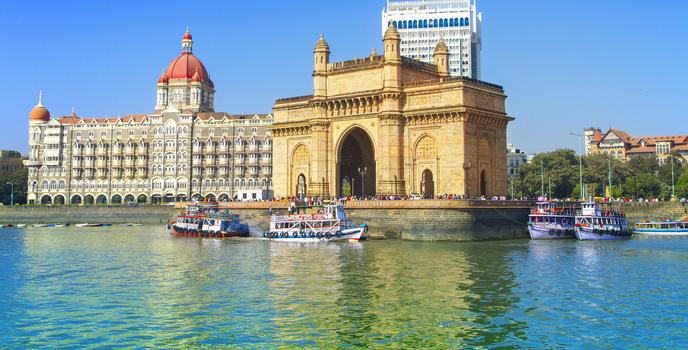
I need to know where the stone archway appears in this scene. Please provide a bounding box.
[124,194,135,204]
[480,169,488,196]
[71,194,83,205]
[421,169,435,198]
[111,194,123,204]
[137,194,148,204]
[96,194,108,204]
[338,127,375,197]
[41,195,52,205]
[54,195,65,205]
[84,195,95,205]
[296,174,307,197]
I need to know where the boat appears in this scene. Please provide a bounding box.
[168,202,249,238]
[635,221,688,235]
[75,223,104,227]
[33,224,53,228]
[574,202,632,240]
[54,224,69,228]
[262,204,366,242]
[528,201,579,239]
[16,224,27,228]
[120,223,142,227]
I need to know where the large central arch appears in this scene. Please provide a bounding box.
[338,127,376,197]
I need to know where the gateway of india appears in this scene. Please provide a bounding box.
[27,31,274,205]
[272,25,512,198]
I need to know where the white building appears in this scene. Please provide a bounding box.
[382,0,482,78]
[26,31,274,205]
[507,144,527,178]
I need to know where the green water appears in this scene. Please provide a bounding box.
[1,226,688,348]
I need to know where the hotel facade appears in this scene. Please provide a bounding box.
[27,31,273,205]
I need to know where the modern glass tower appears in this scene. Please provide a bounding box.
[382,0,482,79]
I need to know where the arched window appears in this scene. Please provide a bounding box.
[479,137,491,156]
[423,19,428,28]
[449,18,454,27]
[433,19,438,27]
[416,136,438,159]
[444,18,449,27]
[465,17,470,26]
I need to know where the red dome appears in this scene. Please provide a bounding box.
[183,31,192,40]
[165,52,211,83]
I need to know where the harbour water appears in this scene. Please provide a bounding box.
[2,226,688,348]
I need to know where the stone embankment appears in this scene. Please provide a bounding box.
[1,201,685,242]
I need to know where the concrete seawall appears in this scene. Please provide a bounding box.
[1,201,685,242]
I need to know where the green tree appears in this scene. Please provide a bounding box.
[0,167,28,205]
[518,149,579,198]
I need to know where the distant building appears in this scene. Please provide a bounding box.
[584,127,688,165]
[0,150,24,175]
[382,0,482,78]
[507,144,527,177]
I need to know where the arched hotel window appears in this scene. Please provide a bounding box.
[433,19,438,27]
[423,19,428,28]
[444,19,449,27]
[465,17,470,26]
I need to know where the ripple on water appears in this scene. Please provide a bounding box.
[2,228,688,348]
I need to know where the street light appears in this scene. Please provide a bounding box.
[358,166,368,198]
[570,133,585,200]
[5,182,14,206]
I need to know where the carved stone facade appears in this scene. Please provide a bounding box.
[272,26,512,198]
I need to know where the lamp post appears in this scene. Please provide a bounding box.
[5,182,14,206]
[570,133,585,200]
[358,166,368,198]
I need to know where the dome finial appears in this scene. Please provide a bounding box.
[37,90,43,107]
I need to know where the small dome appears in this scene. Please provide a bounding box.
[183,30,192,41]
[434,38,449,54]
[157,72,169,84]
[29,92,50,122]
[384,23,400,40]
[165,51,211,82]
[314,33,330,52]
[30,104,50,122]
[191,69,202,82]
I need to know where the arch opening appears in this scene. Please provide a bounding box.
[111,194,123,204]
[421,169,435,199]
[41,195,52,205]
[338,128,375,197]
[84,195,95,205]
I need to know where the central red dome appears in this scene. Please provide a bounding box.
[165,53,212,84]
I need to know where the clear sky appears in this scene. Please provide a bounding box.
[2,0,686,155]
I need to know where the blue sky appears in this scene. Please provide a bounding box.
[2,0,686,155]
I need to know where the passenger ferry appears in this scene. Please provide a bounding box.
[574,202,632,240]
[169,202,249,238]
[263,204,365,242]
[528,201,580,239]
[635,221,688,235]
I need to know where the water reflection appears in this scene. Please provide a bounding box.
[3,228,688,348]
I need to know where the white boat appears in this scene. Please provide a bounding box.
[574,202,632,240]
[17,224,27,228]
[528,201,579,239]
[635,221,688,235]
[262,204,366,242]
[75,223,104,227]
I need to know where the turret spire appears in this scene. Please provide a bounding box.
[37,90,43,107]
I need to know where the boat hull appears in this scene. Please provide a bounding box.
[575,227,632,241]
[635,228,688,235]
[528,225,575,240]
[263,227,364,242]
[169,225,249,238]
